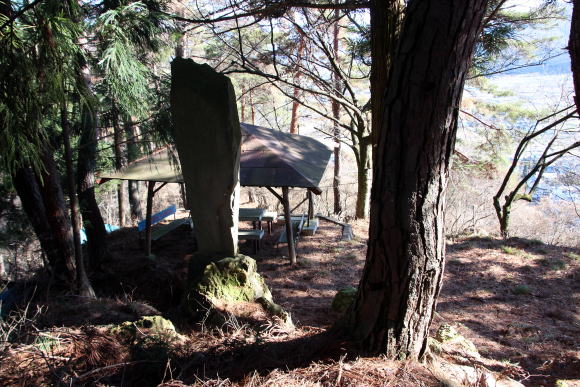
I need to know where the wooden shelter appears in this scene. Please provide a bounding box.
[98,123,332,260]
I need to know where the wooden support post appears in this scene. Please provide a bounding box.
[282,187,296,265]
[265,186,283,202]
[145,181,155,257]
[307,190,314,227]
[290,196,308,214]
[180,183,188,208]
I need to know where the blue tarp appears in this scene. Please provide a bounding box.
[80,224,119,244]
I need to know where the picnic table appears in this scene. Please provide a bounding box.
[239,208,265,229]
[238,208,267,253]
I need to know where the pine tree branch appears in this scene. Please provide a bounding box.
[0,0,44,33]
[163,0,370,25]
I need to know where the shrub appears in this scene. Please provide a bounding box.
[512,285,532,295]
[501,245,519,255]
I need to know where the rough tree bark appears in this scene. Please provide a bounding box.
[11,166,74,285]
[354,136,371,218]
[370,0,404,146]
[111,100,126,227]
[77,74,109,270]
[347,0,488,359]
[61,103,95,297]
[38,144,77,287]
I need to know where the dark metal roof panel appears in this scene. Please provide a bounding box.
[99,123,332,190]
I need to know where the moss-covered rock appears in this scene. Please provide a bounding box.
[109,315,181,343]
[433,323,478,355]
[193,255,273,303]
[257,297,292,326]
[436,323,459,342]
[332,286,357,313]
[185,255,292,326]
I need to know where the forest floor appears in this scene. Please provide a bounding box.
[0,216,578,386]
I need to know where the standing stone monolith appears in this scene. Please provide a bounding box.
[171,58,240,258]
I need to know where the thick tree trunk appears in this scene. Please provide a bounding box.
[347,0,487,359]
[11,167,65,279]
[332,9,342,215]
[38,145,77,287]
[61,104,95,298]
[570,0,580,112]
[2,0,75,288]
[77,79,109,270]
[111,101,126,227]
[370,0,404,146]
[124,117,143,222]
[355,139,371,219]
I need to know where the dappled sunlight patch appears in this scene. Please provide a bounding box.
[437,236,580,385]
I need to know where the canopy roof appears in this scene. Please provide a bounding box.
[98,123,332,193]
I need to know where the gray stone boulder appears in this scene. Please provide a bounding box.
[332,286,357,313]
[171,58,241,258]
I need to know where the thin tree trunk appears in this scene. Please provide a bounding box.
[332,8,342,215]
[111,100,126,227]
[61,103,95,298]
[124,117,143,222]
[499,208,510,239]
[290,32,306,134]
[241,85,246,122]
[570,0,580,112]
[347,0,487,359]
[248,187,255,203]
[355,139,371,219]
[77,74,109,271]
[282,187,296,265]
[249,88,255,124]
[289,94,300,134]
[175,5,186,58]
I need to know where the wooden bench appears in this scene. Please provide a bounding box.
[151,217,190,241]
[238,229,265,254]
[138,205,191,241]
[138,205,176,232]
[276,214,305,248]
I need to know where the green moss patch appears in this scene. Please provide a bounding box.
[193,255,272,303]
[331,286,357,313]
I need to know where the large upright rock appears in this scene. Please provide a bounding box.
[171,58,240,257]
